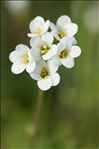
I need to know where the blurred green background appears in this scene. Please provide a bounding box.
[1,1,99,149]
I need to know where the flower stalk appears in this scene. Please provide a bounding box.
[29,89,44,148]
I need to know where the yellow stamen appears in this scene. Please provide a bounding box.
[40,44,50,56]
[58,31,67,38]
[21,52,29,64]
[35,28,43,35]
[40,68,49,78]
[59,49,70,58]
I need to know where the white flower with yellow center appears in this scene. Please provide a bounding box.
[30,32,57,60]
[50,15,78,41]
[50,37,81,68]
[9,44,36,74]
[28,16,50,38]
[30,60,60,91]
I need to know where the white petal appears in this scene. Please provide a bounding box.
[37,77,52,91]
[29,19,43,34]
[61,37,77,47]
[34,16,44,22]
[57,41,66,53]
[51,73,60,86]
[30,36,42,48]
[66,23,78,37]
[9,51,20,63]
[59,37,77,50]
[26,62,35,73]
[44,20,50,32]
[27,50,34,63]
[30,59,47,80]
[42,32,54,45]
[71,37,77,45]
[42,45,57,60]
[16,44,30,53]
[36,59,47,68]
[27,33,36,38]
[50,22,56,31]
[70,46,81,58]
[51,30,60,41]
[57,15,71,27]
[30,72,40,80]
[50,56,61,66]
[61,57,75,68]
[68,37,77,45]
[11,63,25,74]
[29,20,37,33]
[48,60,59,74]
[30,47,41,61]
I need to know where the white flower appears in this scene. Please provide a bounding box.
[30,32,57,60]
[28,16,50,38]
[30,60,60,91]
[50,37,81,68]
[50,15,78,41]
[9,44,36,74]
[5,1,29,14]
[84,4,99,34]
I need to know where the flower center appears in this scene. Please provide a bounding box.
[40,68,49,79]
[35,27,43,35]
[58,31,66,38]
[59,49,70,58]
[40,44,50,56]
[21,52,29,64]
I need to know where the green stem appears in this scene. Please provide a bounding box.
[29,89,44,148]
[34,89,44,130]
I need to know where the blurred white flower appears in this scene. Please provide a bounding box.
[5,1,29,14]
[70,1,84,18]
[84,4,99,34]
[30,60,60,91]
[28,16,50,38]
[50,37,81,68]
[50,15,78,41]
[9,44,36,74]
[30,32,57,60]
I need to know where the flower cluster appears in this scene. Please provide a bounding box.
[9,15,81,91]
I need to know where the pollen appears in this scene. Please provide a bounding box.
[40,44,50,56]
[58,31,67,38]
[21,52,29,64]
[35,27,43,35]
[40,68,49,78]
[59,49,70,58]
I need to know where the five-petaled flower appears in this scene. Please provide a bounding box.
[9,15,81,91]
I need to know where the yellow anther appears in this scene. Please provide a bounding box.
[58,31,67,38]
[40,68,49,78]
[40,44,50,56]
[21,51,29,64]
[35,28,43,35]
[59,49,70,58]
